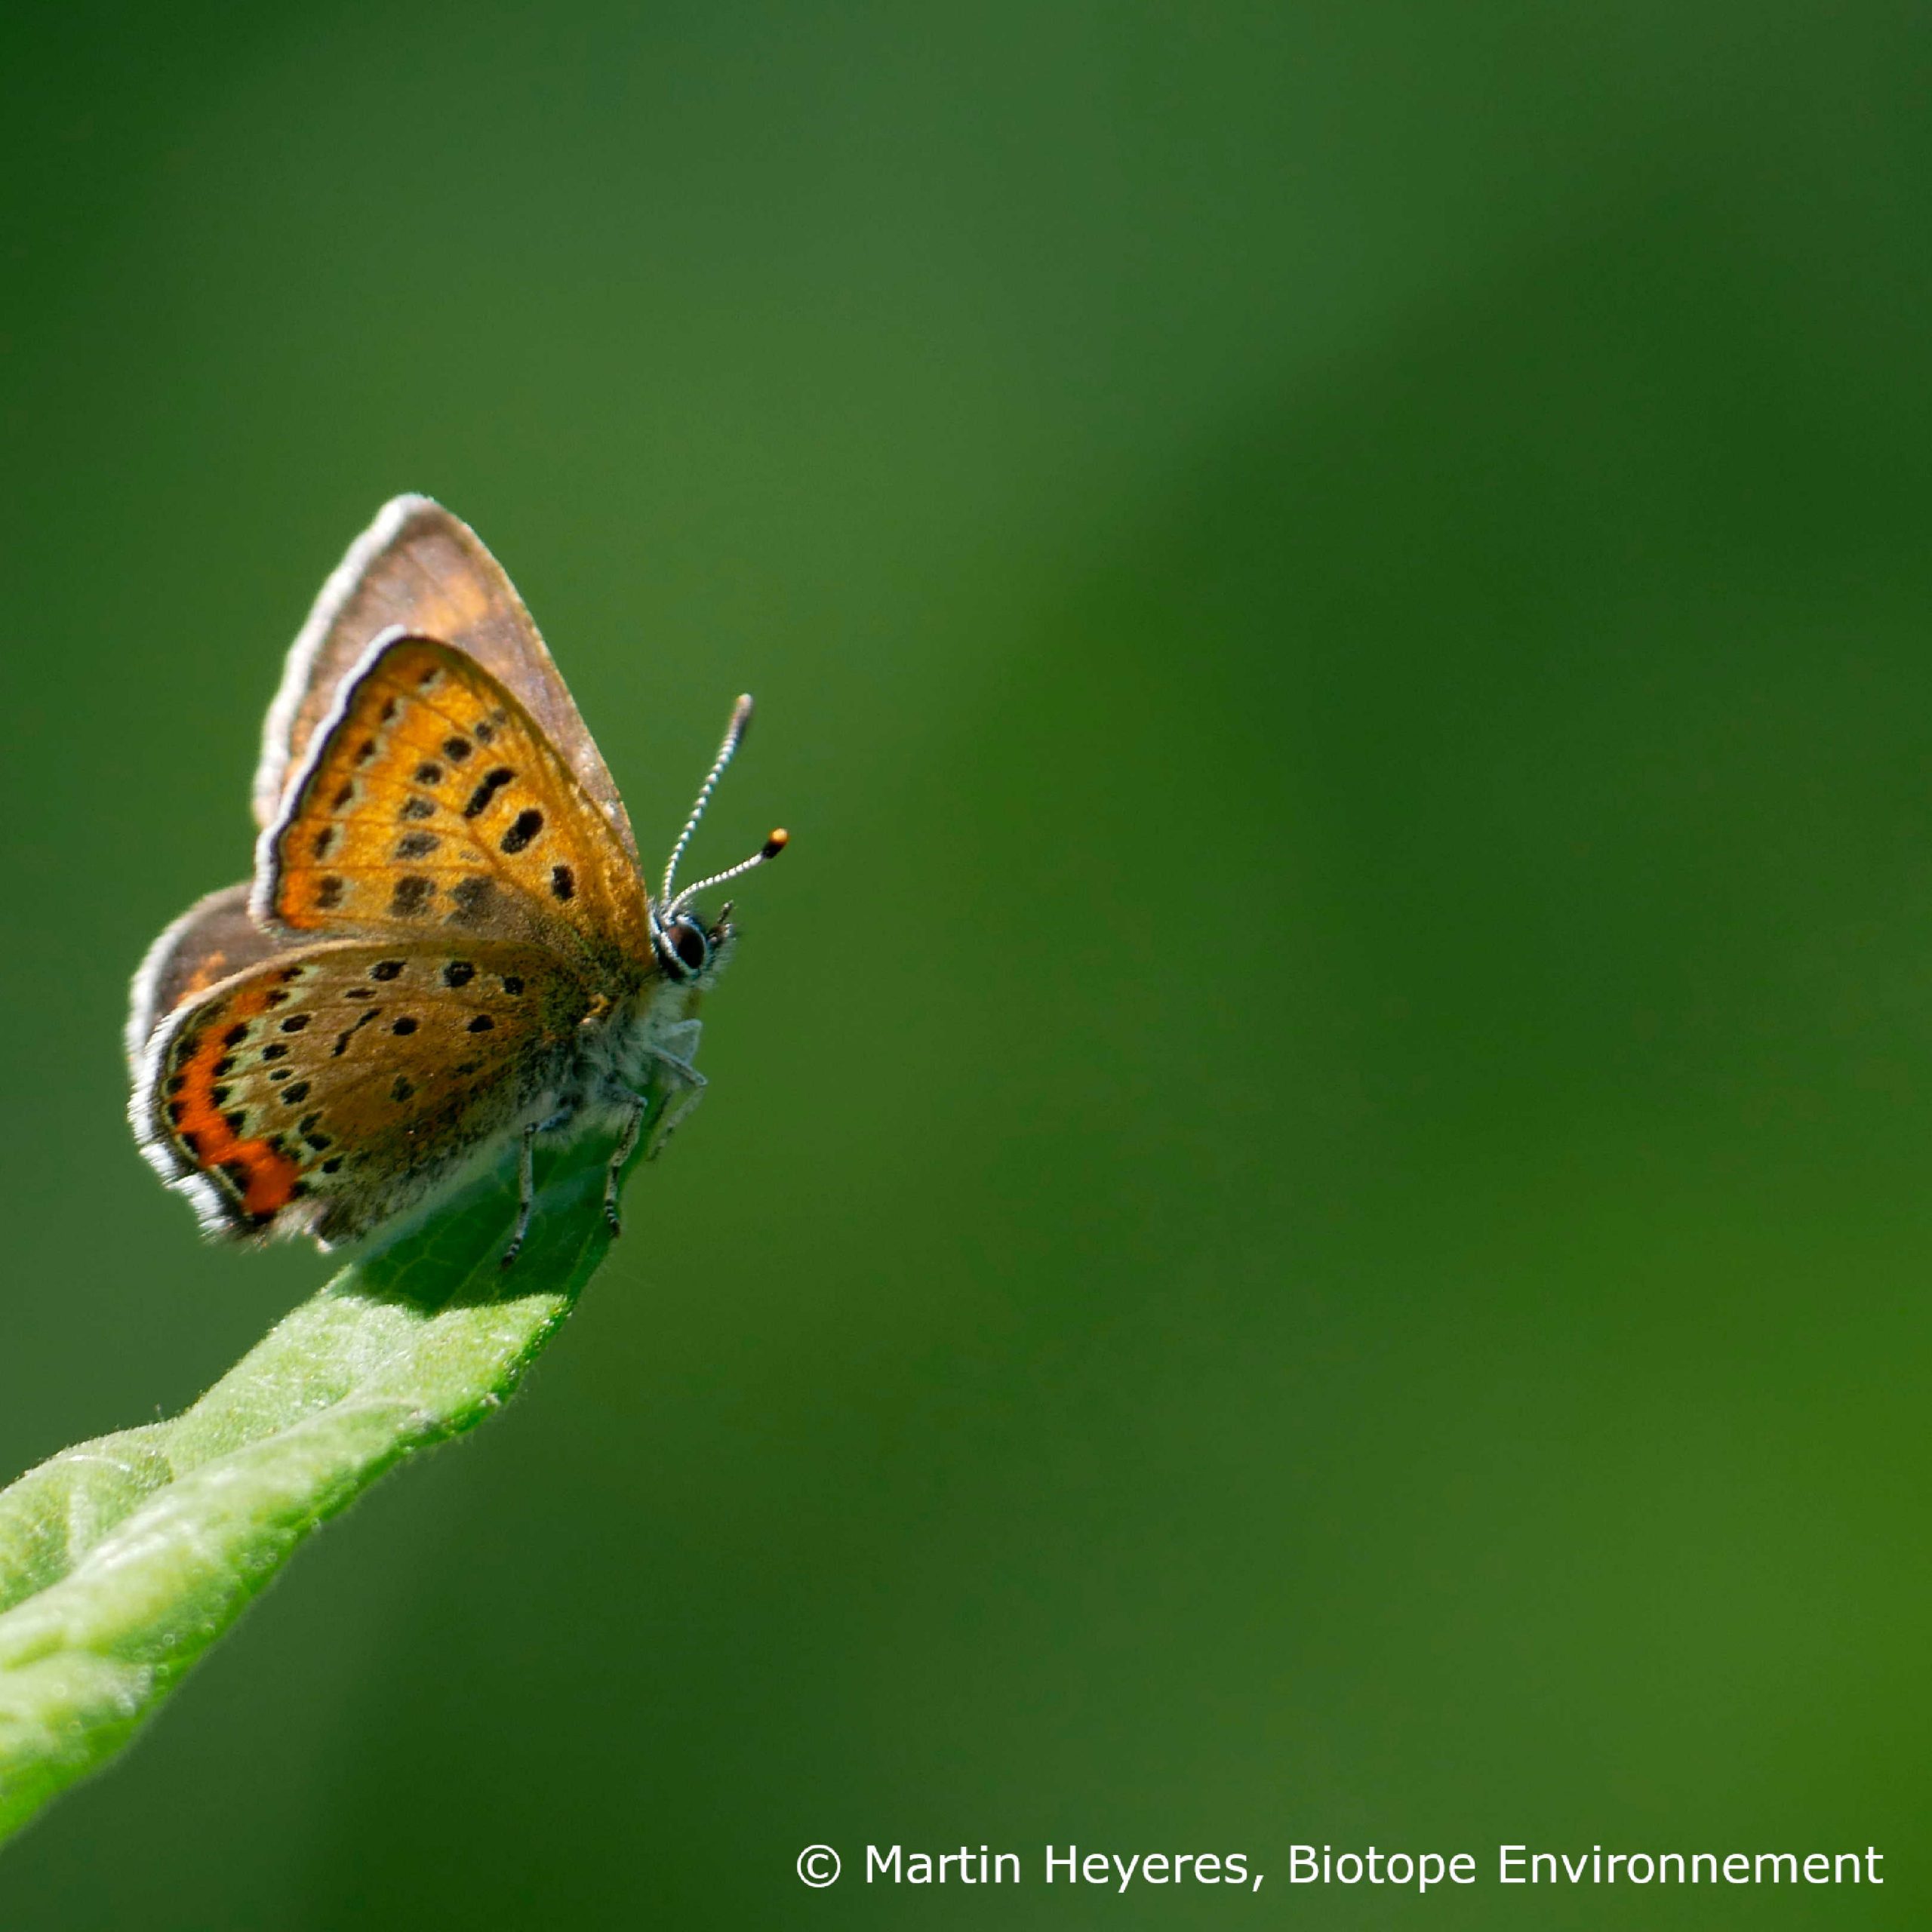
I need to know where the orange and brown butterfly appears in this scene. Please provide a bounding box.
[126,496,786,1263]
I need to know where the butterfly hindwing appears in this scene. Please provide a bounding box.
[125,881,283,1075]
[134,937,589,1245]
[257,633,651,965]
[254,497,638,864]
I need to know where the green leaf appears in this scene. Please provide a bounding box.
[0,1103,663,1845]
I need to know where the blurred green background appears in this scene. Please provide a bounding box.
[3,0,1929,1924]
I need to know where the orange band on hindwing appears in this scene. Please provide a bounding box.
[164,980,304,1220]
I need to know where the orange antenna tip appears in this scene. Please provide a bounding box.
[761,828,789,858]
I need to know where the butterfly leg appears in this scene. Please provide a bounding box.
[638,1048,708,1164]
[500,1123,541,1269]
[604,1098,647,1236]
[645,1044,707,1089]
[603,1077,700,1233]
[500,1107,577,1268]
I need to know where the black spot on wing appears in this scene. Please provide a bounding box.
[500,809,542,854]
[333,1009,381,1055]
[462,767,515,818]
[390,875,432,918]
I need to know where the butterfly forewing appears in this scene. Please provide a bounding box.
[254,497,638,863]
[136,938,589,1244]
[259,635,651,966]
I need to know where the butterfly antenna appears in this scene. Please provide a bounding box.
[666,829,788,918]
[661,694,755,909]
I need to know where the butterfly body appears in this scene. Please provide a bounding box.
[128,500,783,1257]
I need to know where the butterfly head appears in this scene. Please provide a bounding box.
[651,694,786,987]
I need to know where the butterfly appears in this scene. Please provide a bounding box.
[126,495,786,1265]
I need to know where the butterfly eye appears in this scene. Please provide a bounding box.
[665,918,709,978]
